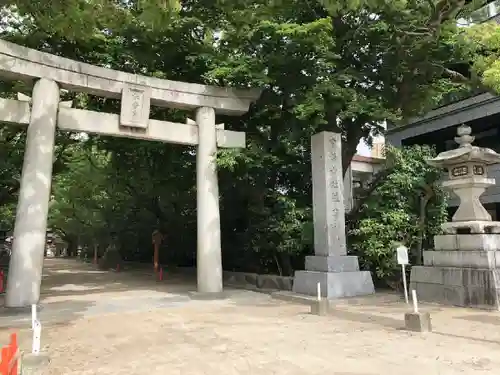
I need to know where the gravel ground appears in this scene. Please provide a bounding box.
[1,259,500,375]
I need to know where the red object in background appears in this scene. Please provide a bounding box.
[0,271,5,293]
[116,264,120,272]
[0,333,19,375]
[159,267,163,281]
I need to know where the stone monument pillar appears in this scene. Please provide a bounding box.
[6,79,60,308]
[411,125,500,308]
[293,132,375,299]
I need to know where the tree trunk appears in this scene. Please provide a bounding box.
[277,252,294,276]
[342,141,359,176]
[66,237,78,257]
[416,186,433,265]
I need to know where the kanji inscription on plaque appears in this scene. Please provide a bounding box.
[120,84,151,129]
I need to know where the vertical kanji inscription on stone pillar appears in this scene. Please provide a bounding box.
[311,132,347,256]
[120,84,151,128]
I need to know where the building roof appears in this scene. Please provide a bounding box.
[352,154,384,164]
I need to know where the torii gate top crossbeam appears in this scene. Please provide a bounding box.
[0,39,261,115]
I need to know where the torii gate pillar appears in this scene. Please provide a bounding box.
[6,79,60,308]
[196,107,222,293]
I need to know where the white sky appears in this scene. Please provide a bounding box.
[356,122,386,157]
[356,139,372,156]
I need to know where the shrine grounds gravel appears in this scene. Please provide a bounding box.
[1,259,499,375]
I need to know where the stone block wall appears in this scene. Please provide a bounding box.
[116,262,294,292]
[222,271,294,291]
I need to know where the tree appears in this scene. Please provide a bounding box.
[0,122,78,227]
[0,0,181,41]
[199,0,500,273]
[465,20,500,92]
[348,145,448,284]
[202,0,496,173]
[0,0,213,263]
[48,141,111,254]
[0,0,499,278]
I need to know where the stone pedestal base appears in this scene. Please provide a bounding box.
[293,255,374,299]
[310,299,329,316]
[434,233,500,252]
[410,266,500,309]
[404,312,432,332]
[411,233,500,309]
[442,220,500,234]
[187,291,229,300]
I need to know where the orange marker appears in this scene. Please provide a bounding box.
[0,271,5,293]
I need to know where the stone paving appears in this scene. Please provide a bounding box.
[1,259,500,374]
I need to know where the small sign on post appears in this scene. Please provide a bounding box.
[396,245,409,304]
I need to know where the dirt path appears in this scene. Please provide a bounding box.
[1,259,500,374]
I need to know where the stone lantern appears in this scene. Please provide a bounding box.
[427,124,500,233]
[410,124,500,309]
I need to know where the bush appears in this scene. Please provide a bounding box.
[348,145,447,285]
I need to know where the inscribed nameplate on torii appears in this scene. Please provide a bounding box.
[120,84,151,129]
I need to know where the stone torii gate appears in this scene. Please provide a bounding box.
[0,40,261,308]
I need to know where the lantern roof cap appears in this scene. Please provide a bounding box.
[427,124,500,168]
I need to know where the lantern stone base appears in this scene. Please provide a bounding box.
[410,233,500,309]
[442,220,500,234]
[434,233,500,251]
[410,266,500,309]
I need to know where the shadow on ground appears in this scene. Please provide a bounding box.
[0,258,198,329]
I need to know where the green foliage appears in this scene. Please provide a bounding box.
[49,141,111,244]
[464,21,500,92]
[0,203,15,230]
[349,145,448,281]
[1,0,181,41]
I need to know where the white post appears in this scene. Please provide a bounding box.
[402,264,409,304]
[317,282,321,301]
[31,303,41,354]
[31,304,37,330]
[411,289,419,313]
[32,320,41,354]
[6,78,59,308]
[195,106,223,294]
